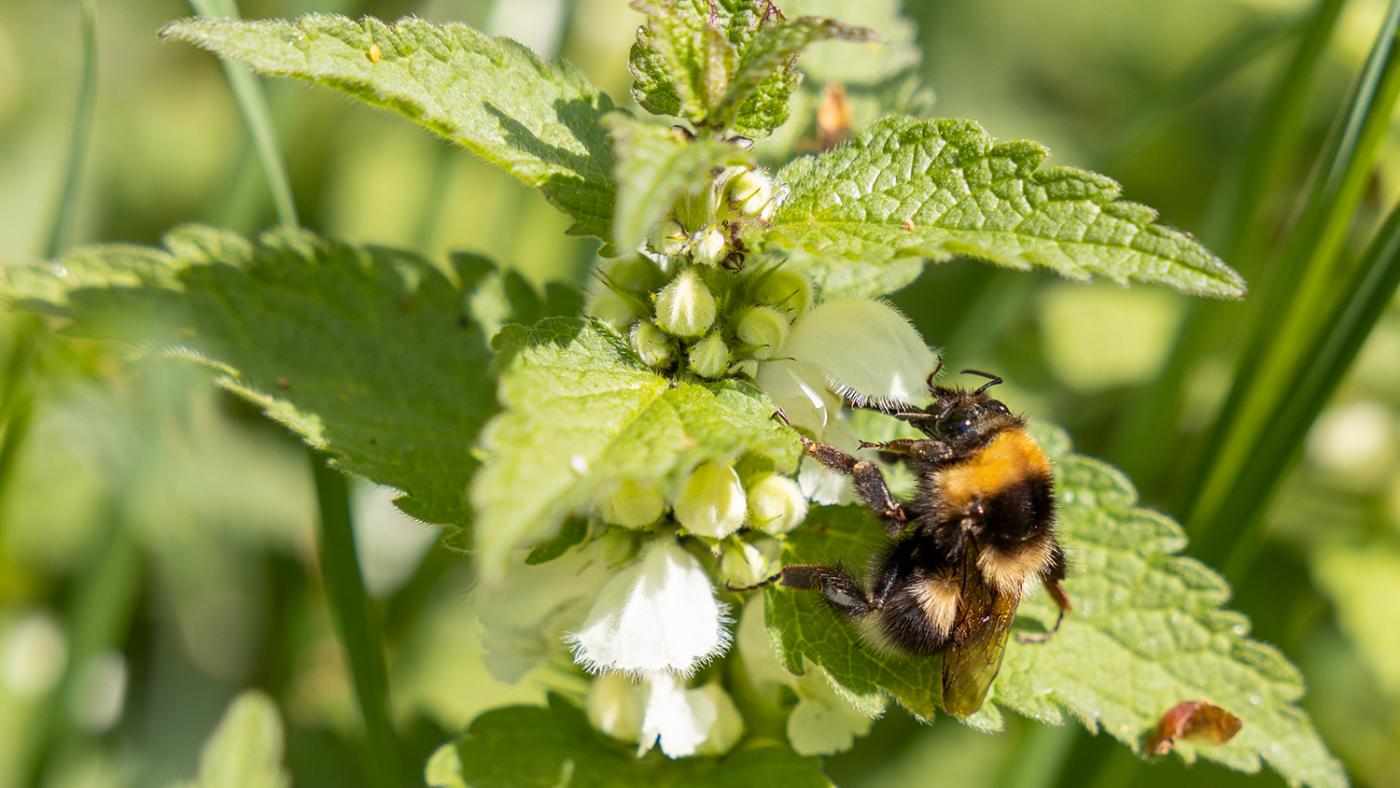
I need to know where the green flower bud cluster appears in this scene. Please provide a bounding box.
[592,460,808,566]
[645,164,781,268]
[586,255,815,385]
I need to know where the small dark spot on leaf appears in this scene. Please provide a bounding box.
[276,377,291,391]
[400,296,413,311]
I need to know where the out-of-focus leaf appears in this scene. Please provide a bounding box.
[162,15,618,243]
[425,695,827,787]
[177,691,289,788]
[3,226,494,529]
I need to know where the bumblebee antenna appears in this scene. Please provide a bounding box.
[961,369,1003,395]
[925,357,945,391]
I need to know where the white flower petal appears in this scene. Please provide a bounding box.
[783,298,935,409]
[475,551,607,683]
[587,672,646,743]
[797,419,860,506]
[566,539,731,676]
[637,673,744,758]
[755,359,830,433]
[787,665,878,756]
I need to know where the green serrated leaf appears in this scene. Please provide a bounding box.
[161,15,618,244]
[426,694,828,787]
[764,425,1342,787]
[2,226,493,529]
[605,115,753,252]
[763,506,940,719]
[755,116,1246,299]
[175,691,289,788]
[628,0,874,139]
[472,317,799,582]
[786,254,923,300]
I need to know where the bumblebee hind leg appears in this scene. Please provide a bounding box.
[1017,539,1073,645]
[778,563,875,619]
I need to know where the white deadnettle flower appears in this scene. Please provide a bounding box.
[585,671,745,758]
[475,549,610,683]
[786,665,877,756]
[735,597,875,756]
[756,298,935,504]
[756,298,935,435]
[638,672,745,758]
[673,461,747,539]
[587,672,647,743]
[566,539,731,677]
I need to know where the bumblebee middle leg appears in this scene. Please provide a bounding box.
[796,436,907,532]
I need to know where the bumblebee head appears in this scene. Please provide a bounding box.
[898,368,1018,444]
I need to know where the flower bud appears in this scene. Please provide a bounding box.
[752,269,813,318]
[601,256,664,294]
[737,305,790,359]
[719,539,771,588]
[694,683,745,755]
[674,462,746,539]
[728,358,759,379]
[599,479,666,528]
[647,218,688,257]
[725,168,776,220]
[587,287,638,333]
[688,333,731,379]
[674,186,719,232]
[692,226,728,267]
[589,527,641,568]
[587,673,645,743]
[746,473,808,534]
[632,322,676,368]
[655,269,716,338]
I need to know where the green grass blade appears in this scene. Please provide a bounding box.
[310,451,403,788]
[1185,0,1400,558]
[1108,0,1347,486]
[44,0,98,258]
[1219,199,1400,580]
[188,0,299,230]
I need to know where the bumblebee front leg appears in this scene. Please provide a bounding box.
[799,437,907,531]
[777,564,875,619]
[857,438,956,465]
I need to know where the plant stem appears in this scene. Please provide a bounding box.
[189,0,299,230]
[309,451,403,788]
[44,0,98,258]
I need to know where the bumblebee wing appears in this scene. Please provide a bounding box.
[941,551,1019,719]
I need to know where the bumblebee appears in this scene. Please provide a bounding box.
[773,368,1071,717]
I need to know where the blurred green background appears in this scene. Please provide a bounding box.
[1,0,1398,786]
